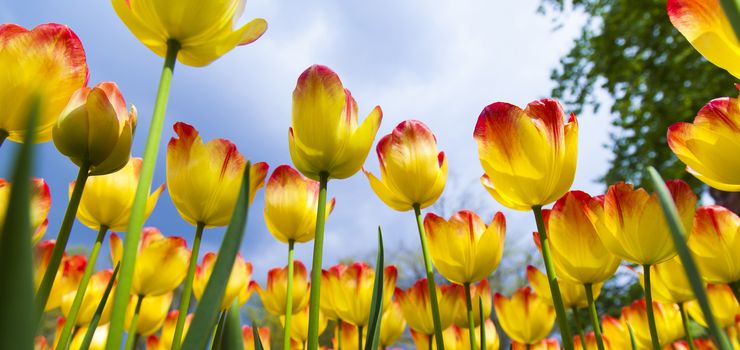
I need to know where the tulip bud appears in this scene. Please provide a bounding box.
[494,287,555,345]
[0,178,50,243]
[256,261,310,316]
[193,252,251,310]
[396,279,456,336]
[323,262,397,327]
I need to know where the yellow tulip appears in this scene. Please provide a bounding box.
[622,300,685,348]
[53,81,136,175]
[0,178,51,243]
[74,157,164,232]
[125,292,172,336]
[330,262,397,327]
[264,165,336,243]
[424,210,506,285]
[379,299,406,348]
[364,119,447,211]
[410,326,461,350]
[148,310,192,350]
[69,323,109,350]
[458,319,500,350]
[243,325,271,350]
[639,257,694,304]
[601,316,630,350]
[111,0,266,67]
[109,228,190,296]
[543,190,621,284]
[667,95,740,191]
[289,65,382,180]
[0,23,88,144]
[256,260,310,316]
[493,287,555,345]
[511,338,560,350]
[688,205,740,284]
[396,278,456,335]
[61,269,116,326]
[34,241,87,311]
[320,263,347,320]
[167,122,268,228]
[574,332,611,350]
[687,283,740,328]
[473,99,578,210]
[448,280,492,328]
[527,265,601,309]
[332,322,367,350]
[192,252,251,310]
[584,181,697,265]
[283,305,327,343]
[668,0,740,78]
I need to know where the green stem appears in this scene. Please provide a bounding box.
[414,204,445,350]
[58,226,108,350]
[464,282,477,350]
[478,297,486,350]
[428,334,433,350]
[358,325,363,350]
[283,240,296,350]
[730,281,740,307]
[678,303,695,350]
[337,319,343,350]
[643,265,661,350]
[33,162,90,328]
[0,129,7,148]
[125,295,144,350]
[585,284,605,350]
[307,172,329,350]
[106,39,180,350]
[80,263,119,350]
[572,307,587,350]
[532,205,573,350]
[211,311,227,350]
[173,222,205,350]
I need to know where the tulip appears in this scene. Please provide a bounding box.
[527,265,601,309]
[69,323,109,350]
[34,336,48,350]
[148,311,192,350]
[60,269,116,326]
[667,94,740,191]
[379,299,406,348]
[511,338,560,350]
[34,241,86,311]
[124,292,172,336]
[667,0,740,78]
[639,257,695,305]
[328,262,397,329]
[574,332,611,350]
[458,319,499,350]
[410,326,461,350]
[622,300,684,348]
[688,205,740,285]
[243,325,271,350]
[672,339,720,350]
[396,279,456,336]
[284,305,327,346]
[192,252,251,310]
[0,23,88,144]
[332,322,367,350]
[493,287,555,345]
[320,263,347,320]
[687,283,740,328]
[0,178,50,243]
[257,261,311,316]
[601,316,631,350]
[448,280,492,328]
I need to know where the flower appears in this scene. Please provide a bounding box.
[458,319,500,350]
[167,122,268,227]
[0,178,50,243]
[667,0,740,78]
[125,292,173,336]
[364,120,447,211]
[688,205,740,284]
[574,332,610,350]
[667,95,740,191]
[639,256,694,304]
[448,280,492,328]
[622,300,684,348]
[263,165,336,243]
[543,191,621,284]
[34,241,86,311]
[324,262,397,327]
[149,310,192,350]
[332,322,367,350]
[109,228,189,296]
[511,338,560,350]
[601,316,630,350]
[320,264,347,320]
[526,265,601,309]
[289,65,382,180]
[686,283,740,328]
[193,252,251,310]
[410,326,461,350]
[396,279,456,335]
[584,181,697,265]
[243,325,271,350]
[493,287,555,345]
[256,260,310,316]
[284,305,327,344]
[111,0,266,67]
[60,269,116,326]
[379,299,406,348]
[424,210,506,284]
[74,157,164,231]
[0,23,88,143]
[473,98,578,210]
[69,323,109,350]
[53,81,136,175]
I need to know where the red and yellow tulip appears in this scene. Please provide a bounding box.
[125,292,172,336]
[449,279,492,328]
[410,326,461,350]
[284,305,327,345]
[321,262,397,327]
[511,338,560,350]
[35,242,86,311]
[319,264,347,320]
[640,257,695,304]
[147,310,192,350]
[331,322,367,350]
[622,300,684,348]
[574,332,611,350]
[69,324,109,350]
[601,316,630,350]
[527,265,601,309]
[458,319,499,350]
[243,325,271,350]
[0,178,50,243]
[379,299,406,348]
[686,283,740,328]
[396,279,456,335]
[60,268,116,326]
[256,261,310,316]
[688,205,740,284]
[494,287,555,345]
[193,252,252,310]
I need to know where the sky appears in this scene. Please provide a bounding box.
[0,1,615,288]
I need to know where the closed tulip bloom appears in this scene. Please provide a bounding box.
[667,95,740,191]
[320,263,347,320]
[688,205,740,284]
[256,261,310,316]
[379,299,406,347]
[34,241,86,311]
[243,325,271,350]
[494,287,555,345]
[527,265,601,309]
[192,252,250,310]
[61,269,116,326]
[111,0,266,67]
[639,257,694,304]
[458,319,500,350]
[69,324,109,350]
[410,326,461,350]
[623,300,684,348]
[74,157,164,232]
[264,165,336,243]
[289,65,382,180]
[53,81,136,175]
[110,228,189,296]
[153,310,192,350]
[167,122,268,227]
[585,181,697,265]
[668,0,740,78]
[687,283,740,328]
[601,316,630,350]
[284,305,327,343]
[364,120,447,211]
[0,23,88,143]
[396,279,456,335]
[511,338,560,350]
[473,99,578,210]
[574,332,611,350]
[125,292,172,336]
[449,279,492,328]
[0,178,51,243]
[330,262,397,327]
[424,210,506,284]
[544,191,621,284]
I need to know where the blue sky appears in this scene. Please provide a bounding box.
[0,1,614,286]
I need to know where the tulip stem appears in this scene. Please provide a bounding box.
[584,284,605,350]
[33,162,90,329]
[678,303,695,350]
[307,172,329,350]
[358,325,363,350]
[414,204,446,350]
[173,221,205,350]
[642,265,661,350]
[125,295,144,350]
[283,240,295,350]
[0,129,7,148]
[337,320,343,350]
[729,281,740,307]
[532,205,573,350]
[106,39,180,350]
[571,307,587,350]
[464,282,478,350]
[57,225,109,350]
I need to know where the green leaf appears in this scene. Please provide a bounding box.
[627,323,637,350]
[478,296,485,349]
[181,164,252,350]
[221,301,243,350]
[80,263,120,350]
[363,227,384,350]
[252,322,265,350]
[647,167,732,350]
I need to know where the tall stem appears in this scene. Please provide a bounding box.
[358,325,364,350]
[283,240,296,350]
[172,222,205,350]
[532,205,573,350]
[730,281,740,307]
[34,162,90,327]
[585,284,605,350]
[464,282,477,350]
[678,303,695,350]
[0,129,7,149]
[337,319,343,350]
[414,204,445,350]
[307,172,329,350]
[571,307,587,350]
[125,295,144,350]
[57,226,109,349]
[643,265,661,350]
[106,40,180,349]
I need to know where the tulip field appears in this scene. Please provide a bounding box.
[3,0,740,349]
